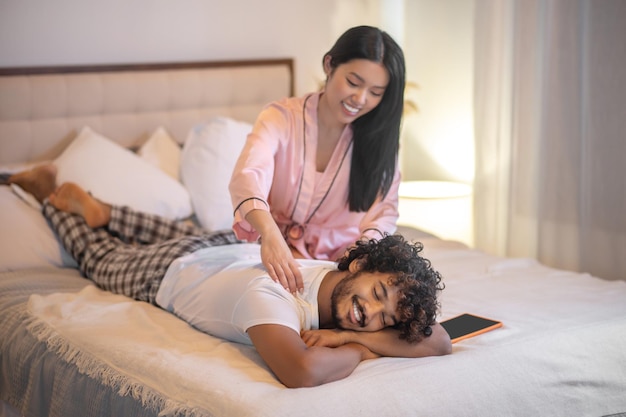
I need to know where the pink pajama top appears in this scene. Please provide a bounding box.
[229,92,400,261]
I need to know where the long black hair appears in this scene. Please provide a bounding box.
[324,25,406,211]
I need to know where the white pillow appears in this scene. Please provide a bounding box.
[181,117,252,231]
[0,184,77,271]
[55,127,192,219]
[137,127,181,181]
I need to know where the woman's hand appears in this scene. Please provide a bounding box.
[260,229,303,294]
[244,209,304,293]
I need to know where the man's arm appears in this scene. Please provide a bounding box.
[247,323,378,388]
[301,322,452,358]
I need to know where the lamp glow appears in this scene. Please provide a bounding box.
[398,181,473,247]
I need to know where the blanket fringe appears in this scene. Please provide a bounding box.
[25,315,210,417]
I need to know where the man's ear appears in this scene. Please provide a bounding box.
[348,258,366,273]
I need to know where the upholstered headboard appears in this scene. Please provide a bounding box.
[0,59,294,164]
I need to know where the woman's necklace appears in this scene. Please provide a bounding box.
[285,95,352,240]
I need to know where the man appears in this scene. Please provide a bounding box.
[7,164,452,388]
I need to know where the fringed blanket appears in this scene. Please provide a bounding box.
[3,239,626,417]
[24,281,281,417]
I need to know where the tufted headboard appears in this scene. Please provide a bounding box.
[0,59,294,164]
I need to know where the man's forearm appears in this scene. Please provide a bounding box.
[296,343,376,387]
[250,324,376,388]
[341,323,452,358]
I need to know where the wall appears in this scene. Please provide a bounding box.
[402,0,475,183]
[0,0,385,95]
[0,0,475,182]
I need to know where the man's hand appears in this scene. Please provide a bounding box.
[301,329,348,348]
[303,323,452,358]
[302,329,380,360]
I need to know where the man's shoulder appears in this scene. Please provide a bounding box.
[298,259,337,268]
[189,243,262,262]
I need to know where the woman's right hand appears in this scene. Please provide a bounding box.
[245,209,303,294]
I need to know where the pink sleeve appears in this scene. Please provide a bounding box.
[228,103,292,241]
[231,198,269,241]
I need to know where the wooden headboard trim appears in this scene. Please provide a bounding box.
[0,58,295,97]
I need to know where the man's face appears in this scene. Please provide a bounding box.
[331,270,401,332]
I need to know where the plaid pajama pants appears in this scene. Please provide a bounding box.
[43,203,242,304]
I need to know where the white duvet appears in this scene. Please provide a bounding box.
[26,238,626,417]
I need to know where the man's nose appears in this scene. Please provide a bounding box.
[365,300,384,320]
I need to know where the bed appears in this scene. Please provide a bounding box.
[1,59,625,417]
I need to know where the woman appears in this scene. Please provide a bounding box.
[229,25,406,294]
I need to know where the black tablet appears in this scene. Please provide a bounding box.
[440,313,502,343]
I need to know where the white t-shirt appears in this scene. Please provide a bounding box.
[155,243,336,345]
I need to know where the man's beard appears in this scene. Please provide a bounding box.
[330,271,361,328]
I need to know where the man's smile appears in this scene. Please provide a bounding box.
[351,296,365,327]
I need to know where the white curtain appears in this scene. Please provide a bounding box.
[473,0,626,281]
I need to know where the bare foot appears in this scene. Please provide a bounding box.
[8,163,58,203]
[49,183,111,228]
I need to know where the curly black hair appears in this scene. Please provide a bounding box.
[336,234,444,343]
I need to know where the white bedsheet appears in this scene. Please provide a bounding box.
[25,238,626,417]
